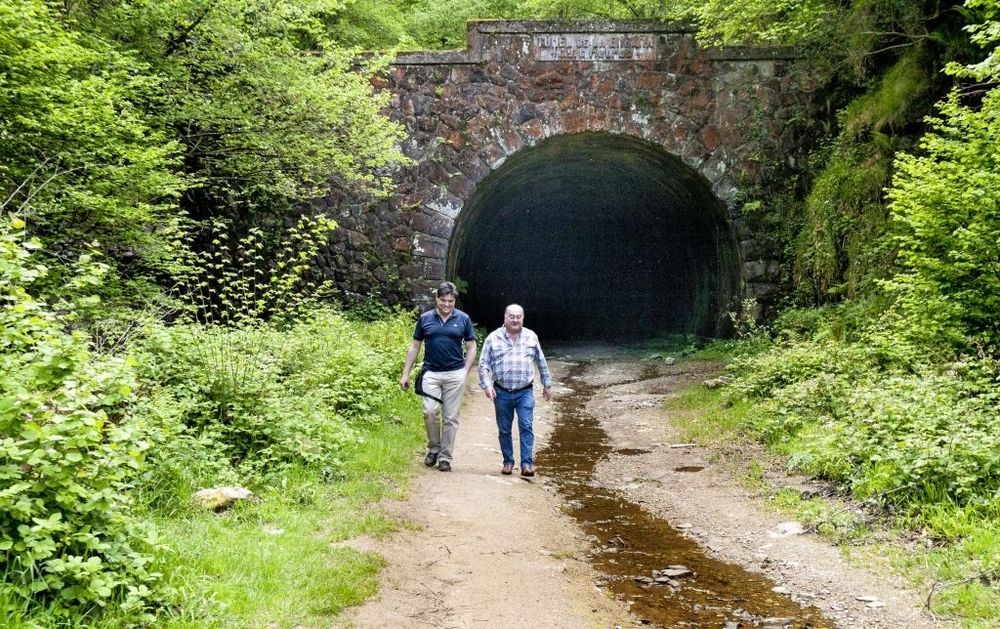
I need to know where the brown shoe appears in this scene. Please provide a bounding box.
[520,465,535,477]
[501,463,513,475]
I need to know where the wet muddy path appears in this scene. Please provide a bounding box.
[540,359,835,628]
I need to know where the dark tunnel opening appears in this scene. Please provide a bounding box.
[449,132,740,343]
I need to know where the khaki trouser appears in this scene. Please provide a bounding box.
[421,368,468,463]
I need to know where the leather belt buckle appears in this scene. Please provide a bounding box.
[496,383,532,393]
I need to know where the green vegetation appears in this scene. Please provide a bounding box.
[5,0,1000,625]
[2,0,407,309]
[1,2,420,625]
[1,212,425,626]
[667,5,1000,609]
[681,85,1000,610]
[677,329,1000,622]
[146,416,422,628]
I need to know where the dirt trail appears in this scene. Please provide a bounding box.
[340,353,951,629]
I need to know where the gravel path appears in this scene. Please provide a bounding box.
[340,352,953,629]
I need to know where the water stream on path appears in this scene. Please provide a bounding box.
[538,360,835,628]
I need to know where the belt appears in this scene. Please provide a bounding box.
[493,382,532,393]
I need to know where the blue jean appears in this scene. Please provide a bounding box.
[493,387,535,467]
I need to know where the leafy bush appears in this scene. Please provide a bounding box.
[128,386,241,516]
[0,217,164,617]
[727,325,1000,511]
[128,308,417,514]
[725,337,868,402]
[171,215,337,327]
[281,311,407,419]
[886,84,1000,351]
[771,296,888,344]
[130,216,415,491]
[786,363,1000,505]
[0,0,187,307]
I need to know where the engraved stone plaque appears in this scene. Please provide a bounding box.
[533,33,657,62]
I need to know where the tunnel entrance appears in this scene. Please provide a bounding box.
[450,132,740,343]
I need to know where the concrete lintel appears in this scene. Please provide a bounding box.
[471,19,696,35]
[392,20,797,66]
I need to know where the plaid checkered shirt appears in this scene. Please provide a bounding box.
[478,326,552,391]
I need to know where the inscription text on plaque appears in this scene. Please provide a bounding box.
[533,34,657,62]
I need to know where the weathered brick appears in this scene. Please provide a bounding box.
[317,20,816,311]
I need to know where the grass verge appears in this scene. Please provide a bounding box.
[134,399,423,628]
[665,359,1000,627]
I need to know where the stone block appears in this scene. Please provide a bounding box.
[324,20,817,315]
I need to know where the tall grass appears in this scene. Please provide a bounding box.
[126,310,424,627]
[144,392,424,627]
[13,311,427,629]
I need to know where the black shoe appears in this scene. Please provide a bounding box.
[424,452,438,467]
[438,460,451,472]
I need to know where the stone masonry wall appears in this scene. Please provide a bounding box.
[313,20,816,313]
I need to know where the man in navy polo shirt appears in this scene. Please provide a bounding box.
[399,282,477,472]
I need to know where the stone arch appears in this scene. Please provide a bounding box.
[450,131,739,342]
[319,21,815,335]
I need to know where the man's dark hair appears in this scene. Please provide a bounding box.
[436,281,458,297]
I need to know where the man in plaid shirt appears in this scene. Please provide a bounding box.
[477,304,553,477]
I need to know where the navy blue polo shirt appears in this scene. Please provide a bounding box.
[413,308,475,372]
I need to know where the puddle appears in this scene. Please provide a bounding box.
[615,448,650,456]
[539,361,835,628]
[674,465,705,473]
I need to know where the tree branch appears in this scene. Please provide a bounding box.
[925,567,1000,614]
[164,1,218,58]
